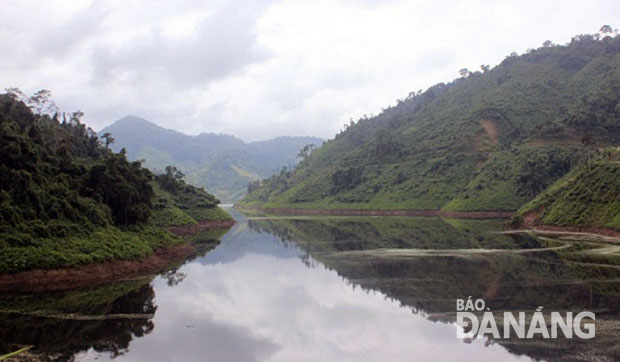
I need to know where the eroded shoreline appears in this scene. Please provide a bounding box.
[235,205,515,219]
[0,221,236,293]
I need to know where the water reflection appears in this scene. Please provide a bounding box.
[1,210,619,361]
[0,280,156,360]
[246,214,620,361]
[77,212,523,362]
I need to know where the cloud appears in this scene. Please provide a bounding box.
[90,0,273,87]
[77,226,526,362]
[1,0,619,141]
[35,2,110,60]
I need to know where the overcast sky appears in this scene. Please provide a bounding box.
[1,0,619,141]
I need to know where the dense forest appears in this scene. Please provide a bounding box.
[240,30,620,213]
[0,92,230,273]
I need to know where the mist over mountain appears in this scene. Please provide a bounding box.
[101,116,322,203]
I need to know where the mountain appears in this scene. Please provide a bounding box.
[240,33,620,212]
[101,116,322,203]
[515,148,620,231]
[0,93,229,273]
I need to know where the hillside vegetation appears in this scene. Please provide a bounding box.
[101,116,322,203]
[0,92,230,273]
[516,149,620,230]
[151,166,232,227]
[240,32,620,212]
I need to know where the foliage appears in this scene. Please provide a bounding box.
[0,92,229,272]
[0,280,156,359]
[240,31,620,211]
[151,167,231,227]
[0,225,180,273]
[0,93,153,233]
[517,157,620,230]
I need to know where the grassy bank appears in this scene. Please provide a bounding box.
[0,225,181,274]
[516,161,620,231]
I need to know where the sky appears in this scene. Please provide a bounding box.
[1,0,619,141]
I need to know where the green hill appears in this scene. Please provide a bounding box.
[150,166,232,227]
[515,149,620,231]
[240,33,620,212]
[0,92,230,273]
[101,116,322,203]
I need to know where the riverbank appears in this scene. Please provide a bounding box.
[504,225,620,241]
[0,222,235,293]
[165,219,236,235]
[235,205,514,219]
[0,243,195,293]
[511,208,620,240]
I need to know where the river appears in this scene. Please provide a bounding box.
[1,208,619,361]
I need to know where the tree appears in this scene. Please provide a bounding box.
[331,166,363,193]
[297,144,316,160]
[101,132,115,150]
[69,111,84,125]
[247,180,261,193]
[581,131,595,172]
[480,64,490,73]
[542,40,553,47]
[28,89,58,115]
[600,25,613,36]
[165,165,185,181]
[459,68,471,78]
[5,87,26,101]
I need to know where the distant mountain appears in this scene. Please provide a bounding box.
[240,32,620,211]
[100,116,322,203]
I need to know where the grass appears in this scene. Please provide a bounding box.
[151,178,232,227]
[0,346,32,360]
[517,162,620,230]
[0,225,181,273]
[240,146,572,212]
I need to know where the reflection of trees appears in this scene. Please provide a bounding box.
[0,226,231,360]
[162,269,187,286]
[249,216,620,362]
[159,226,230,288]
[0,281,157,360]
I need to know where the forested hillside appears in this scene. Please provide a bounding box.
[0,92,229,273]
[101,116,322,202]
[515,148,620,231]
[240,32,620,212]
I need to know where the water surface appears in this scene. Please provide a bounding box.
[1,209,619,361]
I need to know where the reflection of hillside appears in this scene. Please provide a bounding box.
[0,225,233,361]
[249,217,544,252]
[196,220,304,265]
[0,279,157,360]
[248,216,620,362]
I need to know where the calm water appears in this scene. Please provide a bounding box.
[1,208,619,361]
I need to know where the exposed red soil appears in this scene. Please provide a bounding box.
[514,209,620,238]
[0,221,235,293]
[520,208,543,228]
[479,119,499,144]
[0,243,197,293]
[236,206,514,219]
